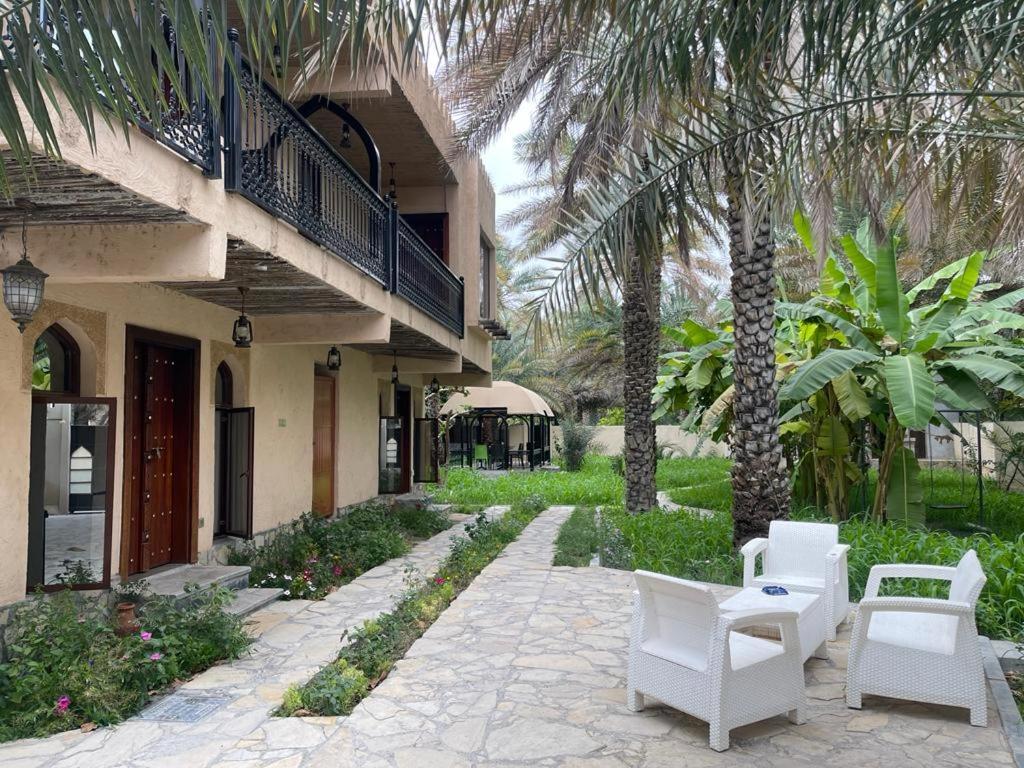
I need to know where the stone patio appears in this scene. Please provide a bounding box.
[0,505,1016,767]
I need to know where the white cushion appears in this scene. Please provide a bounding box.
[641,632,783,672]
[866,611,958,655]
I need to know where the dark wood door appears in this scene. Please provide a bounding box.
[312,374,336,517]
[216,407,254,537]
[125,332,196,575]
[396,387,412,493]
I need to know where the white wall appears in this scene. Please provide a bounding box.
[552,425,729,459]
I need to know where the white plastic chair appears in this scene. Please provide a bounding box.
[846,549,988,726]
[741,520,850,640]
[627,570,807,751]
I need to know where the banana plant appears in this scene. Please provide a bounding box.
[657,214,1024,524]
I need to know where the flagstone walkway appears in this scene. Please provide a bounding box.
[1,505,1016,767]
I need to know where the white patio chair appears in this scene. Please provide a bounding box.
[627,570,807,751]
[741,520,850,640]
[846,549,988,726]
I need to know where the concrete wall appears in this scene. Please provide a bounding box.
[0,282,422,605]
[551,425,730,459]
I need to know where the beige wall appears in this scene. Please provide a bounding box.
[0,281,423,605]
[551,425,730,459]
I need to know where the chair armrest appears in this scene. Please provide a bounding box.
[864,563,957,598]
[826,543,850,561]
[858,596,974,617]
[740,538,769,586]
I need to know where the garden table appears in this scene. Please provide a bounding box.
[721,587,829,664]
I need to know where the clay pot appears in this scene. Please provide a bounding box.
[115,602,141,637]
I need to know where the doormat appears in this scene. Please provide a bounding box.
[137,694,232,723]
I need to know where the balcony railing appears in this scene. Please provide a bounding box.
[220,36,464,335]
[396,219,465,337]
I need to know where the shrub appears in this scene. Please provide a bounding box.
[552,507,601,566]
[431,458,622,507]
[280,660,368,716]
[0,587,249,742]
[392,504,451,539]
[228,504,425,599]
[557,419,599,471]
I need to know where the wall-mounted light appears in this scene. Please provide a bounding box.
[391,350,399,385]
[2,223,47,333]
[430,375,440,394]
[326,345,342,371]
[272,44,283,78]
[232,286,253,348]
[388,162,397,200]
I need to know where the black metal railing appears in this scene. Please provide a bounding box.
[224,55,390,284]
[396,218,465,336]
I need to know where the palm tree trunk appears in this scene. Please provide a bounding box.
[724,139,790,545]
[623,238,663,514]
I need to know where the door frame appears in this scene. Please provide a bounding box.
[120,325,200,579]
[312,371,337,516]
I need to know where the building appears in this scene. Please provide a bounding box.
[0,19,499,605]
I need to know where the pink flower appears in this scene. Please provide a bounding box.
[140,631,152,641]
[55,695,71,714]
[149,652,163,661]
[332,565,343,576]
[434,577,446,585]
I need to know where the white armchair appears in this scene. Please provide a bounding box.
[741,520,850,640]
[846,549,988,726]
[627,570,807,751]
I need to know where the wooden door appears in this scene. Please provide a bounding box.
[312,374,336,516]
[124,328,197,576]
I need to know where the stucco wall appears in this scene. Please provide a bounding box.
[0,282,408,605]
[551,425,730,459]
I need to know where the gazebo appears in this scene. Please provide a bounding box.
[441,381,555,470]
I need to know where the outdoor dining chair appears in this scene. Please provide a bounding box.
[846,549,988,726]
[627,571,806,751]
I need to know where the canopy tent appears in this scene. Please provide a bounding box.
[441,381,555,470]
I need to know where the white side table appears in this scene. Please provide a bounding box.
[720,587,829,663]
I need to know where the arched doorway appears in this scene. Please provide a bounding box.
[214,360,253,538]
[27,323,115,590]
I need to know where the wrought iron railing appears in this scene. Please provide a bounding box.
[396,218,465,336]
[224,55,390,284]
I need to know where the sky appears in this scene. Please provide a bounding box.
[479,102,535,246]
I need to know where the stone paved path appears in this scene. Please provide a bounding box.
[3,505,1016,767]
[308,506,1014,768]
[0,507,509,768]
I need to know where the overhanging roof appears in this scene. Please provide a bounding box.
[441,380,554,417]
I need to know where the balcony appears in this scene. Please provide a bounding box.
[15,18,465,339]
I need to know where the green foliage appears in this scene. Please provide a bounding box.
[0,588,249,742]
[228,504,448,600]
[597,407,625,425]
[552,507,601,566]
[431,457,623,507]
[557,419,600,471]
[284,507,544,717]
[667,480,734,513]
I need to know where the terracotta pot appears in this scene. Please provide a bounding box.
[115,601,141,637]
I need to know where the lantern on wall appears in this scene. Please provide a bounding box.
[2,223,47,333]
[388,162,397,200]
[326,345,342,371]
[232,286,253,348]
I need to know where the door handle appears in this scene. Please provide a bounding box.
[145,446,164,461]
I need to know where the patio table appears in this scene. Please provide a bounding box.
[720,587,829,663]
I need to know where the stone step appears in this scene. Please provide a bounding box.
[224,587,284,617]
[140,564,252,602]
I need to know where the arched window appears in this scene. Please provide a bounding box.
[32,324,80,394]
[215,361,233,408]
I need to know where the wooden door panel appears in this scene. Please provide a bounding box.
[312,375,335,517]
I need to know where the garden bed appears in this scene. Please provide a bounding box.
[0,586,250,743]
[278,499,546,717]
[227,503,451,600]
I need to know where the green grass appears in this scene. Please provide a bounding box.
[655,456,731,489]
[552,507,601,566]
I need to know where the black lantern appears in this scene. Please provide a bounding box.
[2,224,47,333]
[326,345,342,371]
[232,286,253,348]
[388,162,397,200]
[391,351,399,385]
[340,104,353,148]
[272,44,283,77]
[430,375,440,393]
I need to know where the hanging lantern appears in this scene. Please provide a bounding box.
[430,375,440,394]
[340,104,353,148]
[391,351,399,385]
[326,345,342,371]
[2,223,47,334]
[388,162,397,200]
[232,286,253,348]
